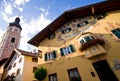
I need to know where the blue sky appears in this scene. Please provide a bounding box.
[0,0,105,51]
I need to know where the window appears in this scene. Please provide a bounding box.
[61,27,71,34]
[111,28,120,39]
[11,72,16,76]
[80,36,94,45]
[10,28,12,30]
[16,68,21,76]
[32,80,38,81]
[68,68,81,81]
[77,21,88,27]
[33,67,38,73]
[13,63,16,68]
[11,37,15,43]
[49,73,58,81]
[19,57,22,63]
[60,45,75,56]
[91,72,95,77]
[8,65,12,70]
[94,13,106,20]
[48,33,55,39]
[45,51,57,61]
[32,57,38,62]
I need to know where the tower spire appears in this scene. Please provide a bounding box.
[9,17,22,30]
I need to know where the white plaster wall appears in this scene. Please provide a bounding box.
[6,53,25,81]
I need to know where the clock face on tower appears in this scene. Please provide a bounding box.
[8,43,15,49]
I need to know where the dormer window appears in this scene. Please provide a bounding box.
[77,21,88,27]
[48,33,55,39]
[61,27,71,34]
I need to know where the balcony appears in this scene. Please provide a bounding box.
[80,37,105,51]
[84,44,107,59]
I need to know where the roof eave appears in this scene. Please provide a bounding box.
[28,0,120,47]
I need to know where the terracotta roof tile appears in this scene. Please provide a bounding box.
[16,49,38,57]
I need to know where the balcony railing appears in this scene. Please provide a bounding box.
[80,38,105,51]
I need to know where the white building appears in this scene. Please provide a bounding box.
[2,49,38,81]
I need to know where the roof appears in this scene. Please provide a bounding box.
[16,49,38,57]
[9,17,22,30]
[4,48,38,68]
[28,0,120,47]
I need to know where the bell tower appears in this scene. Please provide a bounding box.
[0,17,22,63]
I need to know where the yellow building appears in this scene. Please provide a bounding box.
[28,1,120,81]
[1,49,38,81]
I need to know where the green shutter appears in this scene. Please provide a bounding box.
[60,48,64,56]
[80,40,84,45]
[53,51,57,58]
[69,45,75,52]
[45,54,47,61]
[112,29,120,39]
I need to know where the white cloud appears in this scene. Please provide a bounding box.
[0,28,5,43]
[17,7,23,12]
[38,3,52,16]
[1,12,18,23]
[13,0,29,12]
[14,0,30,6]
[38,7,45,13]
[1,0,13,15]
[19,13,52,51]
[4,4,13,15]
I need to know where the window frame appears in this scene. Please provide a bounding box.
[80,35,94,45]
[11,37,15,43]
[49,73,58,81]
[16,68,21,76]
[67,68,81,81]
[8,65,12,70]
[45,51,57,61]
[19,57,22,63]
[33,67,38,73]
[111,28,120,39]
[48,33,56,39]
[61,27,71,34]
[32,57,38,62]
[60,45,75,56]
[77,21,88,27]
[13,63,16,68]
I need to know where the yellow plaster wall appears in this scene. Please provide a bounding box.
[0,66,4,81]
[38,10,120,81]
[22,56,37,81]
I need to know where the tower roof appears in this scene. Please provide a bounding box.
[9,17,22,30]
